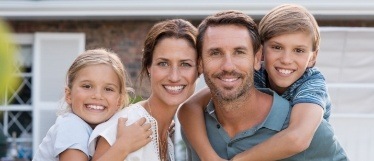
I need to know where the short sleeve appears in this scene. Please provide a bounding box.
[88,111,125,156]
[254,63,267,88]
[289,70,329,112]
[53,114,91,158]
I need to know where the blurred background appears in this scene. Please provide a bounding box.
[1,0,374,160]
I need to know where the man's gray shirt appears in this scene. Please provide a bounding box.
[182,88,348,161]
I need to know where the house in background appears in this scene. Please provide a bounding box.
[1,1,374,160]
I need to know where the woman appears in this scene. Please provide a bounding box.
[88,19,199,161]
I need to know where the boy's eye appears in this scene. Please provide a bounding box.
[272,45,282,50]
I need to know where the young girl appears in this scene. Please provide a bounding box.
[89,19,200,161]
[179,4,332,161]
[33,48,151,161]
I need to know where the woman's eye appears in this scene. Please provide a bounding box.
[157,62,168,67]
[105,87,114,92]
[272,45,282,50]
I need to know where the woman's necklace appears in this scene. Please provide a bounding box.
[147,99,168,161]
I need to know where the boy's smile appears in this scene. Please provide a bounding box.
[263,31,317,94]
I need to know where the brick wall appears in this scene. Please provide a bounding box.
[8,20,158,96]
[7,19,374,96]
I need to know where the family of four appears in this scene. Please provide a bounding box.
[33,4,349,161]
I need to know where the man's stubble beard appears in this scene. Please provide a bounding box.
[204,73,254,110]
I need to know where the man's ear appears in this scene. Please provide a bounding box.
[254,46,263,70]
[308,49,318,67]
[65,87,72,104]
[198,59,203,75]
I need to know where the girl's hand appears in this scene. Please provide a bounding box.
[115,117,152,153]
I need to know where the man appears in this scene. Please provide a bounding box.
[182,10,348,161]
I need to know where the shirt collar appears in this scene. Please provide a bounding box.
[205,88,290,132]
[260,88,290,131]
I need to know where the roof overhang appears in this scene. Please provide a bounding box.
[1,0,374,20]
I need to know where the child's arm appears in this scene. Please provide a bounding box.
[180,77,325,160]
[232,70,328,160]
[180,89,322,161]
[178,87,225,161]
[231,103,323,161]
[60,149,88,161]
[92,117,152,161]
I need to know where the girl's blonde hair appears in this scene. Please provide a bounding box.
[65,48,132,110]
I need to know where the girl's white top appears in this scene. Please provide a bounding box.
[33,112,92,161]
[88,103,174,161]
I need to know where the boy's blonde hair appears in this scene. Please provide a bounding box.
[66,48,132,109]
[259,4,320,52]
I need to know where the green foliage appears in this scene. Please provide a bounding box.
[0,20,19,102]
[129,95,144,104]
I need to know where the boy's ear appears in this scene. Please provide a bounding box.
[254,46,263,70]
[65,87,72,104]
[261,46,265,61]
[308,50,319,67]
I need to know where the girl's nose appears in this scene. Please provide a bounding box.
[91,89,103,100]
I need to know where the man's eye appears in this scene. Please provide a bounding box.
[181,62,192,67]
[235,50,246,55]
[211,51,220,56]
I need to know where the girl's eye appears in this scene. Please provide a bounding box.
[295,48,305,53]
[82,84,91,89]
[105,87,114,92]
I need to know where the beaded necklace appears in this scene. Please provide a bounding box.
[147,99,168,161]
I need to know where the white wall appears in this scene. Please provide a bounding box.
[317,27,374,161]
